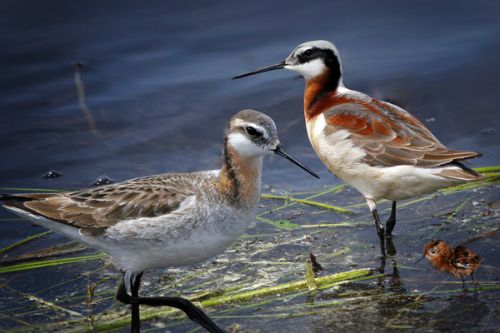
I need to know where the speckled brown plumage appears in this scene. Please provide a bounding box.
[423,240,481,281]
[4,172,212,232]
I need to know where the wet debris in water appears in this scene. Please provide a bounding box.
[488,200,500,208]
[481,208,495,217]
[93,175,114,186]
[309,251,323,273]
[228,323,242,333]
[73,60,86,69]
[43,170,62,179]
[74,59,100,137]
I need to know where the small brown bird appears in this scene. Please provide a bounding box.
[420,240,481,287]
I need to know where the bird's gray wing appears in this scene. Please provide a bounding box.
[1,173,202,234]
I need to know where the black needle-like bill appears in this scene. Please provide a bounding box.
[273,145,319,179]
[232,62,285,79]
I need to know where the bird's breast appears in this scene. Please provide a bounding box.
[305,114,366,177]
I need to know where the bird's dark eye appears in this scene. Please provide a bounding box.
[429,249,437,255]
[245,126,260,137]
[303,49,313,57]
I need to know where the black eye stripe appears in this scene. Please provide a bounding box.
[298,48,338,65]
[299,48,325,61]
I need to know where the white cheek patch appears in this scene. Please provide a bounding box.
[285,58,326,80]
[228,132,266,157]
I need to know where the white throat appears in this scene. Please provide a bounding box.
[227,132,268,159]
[285,58,326,80]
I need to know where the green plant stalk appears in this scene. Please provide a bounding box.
[300,222,371,228]
[305,260,317,291]
[256,216,300,230]
[54,268,372,333]
[258,185,346,217]
[0,231,51,255]
[324,247,352,258]
[3,284,83,318]
[261,194,353,214]
[474,165,500,173]
[0,253,107,274]
[447,197,472,220]
[0,187,63,192]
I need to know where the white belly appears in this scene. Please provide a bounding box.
[6,205,255,273]
[96,206,255,272]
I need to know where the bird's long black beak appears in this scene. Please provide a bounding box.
[273,145,319,179]
[415,255,425,264]
[232,62,286,79]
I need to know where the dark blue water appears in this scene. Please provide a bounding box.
[1,0,499,190]
[0,1,499,331]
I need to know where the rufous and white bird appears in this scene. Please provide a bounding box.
[233,40,482,256]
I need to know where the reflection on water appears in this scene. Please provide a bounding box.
[432,294,489,331]
[0,1,499,332]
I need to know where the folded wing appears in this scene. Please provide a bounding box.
[1,174,198,234]
[324,98,481,168]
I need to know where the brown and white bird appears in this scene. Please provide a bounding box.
[233,40,483,256]
[0,110,318,333]
[420,240,481,287]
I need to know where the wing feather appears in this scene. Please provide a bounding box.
[324,97,481,168]
[3,173,203,232]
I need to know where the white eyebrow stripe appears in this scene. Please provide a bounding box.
[297,46,313,53]
[239,122,268,139]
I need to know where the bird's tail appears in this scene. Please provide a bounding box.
[437,161,484,181]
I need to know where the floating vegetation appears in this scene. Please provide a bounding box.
[0,231,51,256]
[0,253,107,274]
[0,165,498,332]
[261,194,354,214]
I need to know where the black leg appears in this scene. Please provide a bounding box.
[131,295,225,333]
[130,273,142,333]
[385,201,397,235]
[116,276,225,333]
[371,209,386,257]
[115,272,143,333]
[385,236,397,256]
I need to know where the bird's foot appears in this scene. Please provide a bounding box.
[116,281,225,333]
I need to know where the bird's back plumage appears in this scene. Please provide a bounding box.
[316,89,481,173]
[1,172,213,234]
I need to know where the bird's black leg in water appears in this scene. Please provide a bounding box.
[385,202,397,235]
[116,274,225,333]
[115,272,143,333]
[132,295,225,333]
[130,273,143,333]
[371,209,386,257]
[385,236,397,256]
